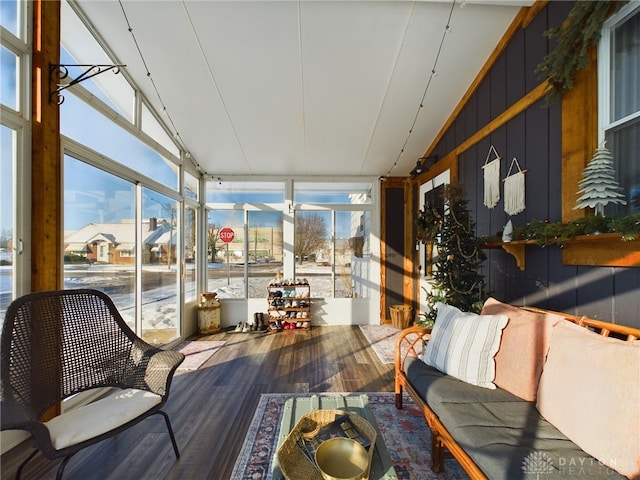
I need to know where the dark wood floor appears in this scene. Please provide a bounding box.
[1,326,395,480]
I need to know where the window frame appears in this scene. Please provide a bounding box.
[597,2,640,218]
[599,2,640,136]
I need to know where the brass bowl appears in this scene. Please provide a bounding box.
[314,437,369,480]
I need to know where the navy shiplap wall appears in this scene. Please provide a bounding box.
[429,2,640,327]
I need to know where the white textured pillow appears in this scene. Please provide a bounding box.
[422,302,508,389]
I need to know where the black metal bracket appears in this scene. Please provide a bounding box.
[49,63,126,105]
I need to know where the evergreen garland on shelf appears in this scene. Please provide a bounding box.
[481,213,640,246]
[536,0,627,105]
[416,185,487,324]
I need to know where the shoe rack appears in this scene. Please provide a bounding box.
[267,278,311,332]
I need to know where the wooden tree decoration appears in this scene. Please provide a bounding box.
[574,142,626,216]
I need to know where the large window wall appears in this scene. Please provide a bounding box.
[59,0,198,345]
[205,179,375,315]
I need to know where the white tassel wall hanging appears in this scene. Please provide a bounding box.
[482,145,501,209]
[503,157,527,216]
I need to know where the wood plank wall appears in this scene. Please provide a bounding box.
[397,1,640,328]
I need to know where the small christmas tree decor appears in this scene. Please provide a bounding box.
[423,185,486,322]
[574,142,626,216]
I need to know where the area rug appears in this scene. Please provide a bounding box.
[173,340,226,371]
[359,324,402,364]
[230,392,468,480]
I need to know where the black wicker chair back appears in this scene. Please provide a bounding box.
[1,289,184,480]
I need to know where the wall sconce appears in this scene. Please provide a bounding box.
[410,155,439,176]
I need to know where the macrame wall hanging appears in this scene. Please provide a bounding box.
[482,145,501,209]
[503,157,527,216]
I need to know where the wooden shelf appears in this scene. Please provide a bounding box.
[482,234,640,269]
[561,233,640,267]
[482,240,537,271]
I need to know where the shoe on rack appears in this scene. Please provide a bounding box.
[234,323,243,332]
[242,323,250,333]
[268,322,279,333]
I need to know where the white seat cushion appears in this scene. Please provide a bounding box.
[45,388,162,450]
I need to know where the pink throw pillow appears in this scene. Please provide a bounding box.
[480,297,559,401]
[536,320,640,479]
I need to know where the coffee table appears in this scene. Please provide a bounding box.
[271,394,398,480]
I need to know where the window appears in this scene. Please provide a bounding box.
[60,1,191,345]
[141,188,179,344]
[599,3,640,215]
[184,170,199,201]
[1,0,27,323]
[0,125,16,320]
[207,209,245,299]
[0,46,18,110]
[0,0,20,37]
[184,205,197,302]
[205,180,372,300]
[61,1,134,121]
[294,182,372,299]
[206,181,285,299]
[60,92,178,189]
[63,155,137,323]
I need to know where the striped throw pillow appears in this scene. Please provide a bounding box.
[422,302,509,389]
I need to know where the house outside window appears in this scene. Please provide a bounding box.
[599,3,640,215]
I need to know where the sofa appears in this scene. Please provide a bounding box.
[395,297,640,480]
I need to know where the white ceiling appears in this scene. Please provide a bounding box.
[72,0,533,178]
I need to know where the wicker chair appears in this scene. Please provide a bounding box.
[1,289,185,480]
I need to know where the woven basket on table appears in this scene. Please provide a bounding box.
[277,409,377,480]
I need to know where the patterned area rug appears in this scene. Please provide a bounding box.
[359,324,402,364]
[230,392,468,480]
[173,340,226,371]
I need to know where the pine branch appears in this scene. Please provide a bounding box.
[536,1,627,105]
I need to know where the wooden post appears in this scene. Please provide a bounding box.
[31,0,62,292]
[31,0,62,421]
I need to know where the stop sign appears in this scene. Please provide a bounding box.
[219,227,235,243]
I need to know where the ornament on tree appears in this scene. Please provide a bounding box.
[574,142,626,216]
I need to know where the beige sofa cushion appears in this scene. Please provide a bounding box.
[481,297,560,401]
[536,320,640,479]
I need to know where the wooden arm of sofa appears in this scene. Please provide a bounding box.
[521,306,640,341]
[395,326,431,376]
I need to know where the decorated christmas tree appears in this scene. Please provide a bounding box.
[574,142,626,216]
[420,185,486,322]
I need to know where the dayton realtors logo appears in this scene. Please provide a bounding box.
[522,451,554,479]
[522,451,618,478]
